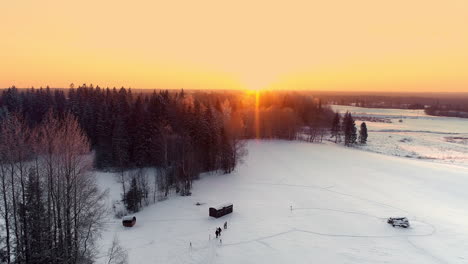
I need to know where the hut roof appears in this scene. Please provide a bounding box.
[213,203,233,210]
[122,215,135,221]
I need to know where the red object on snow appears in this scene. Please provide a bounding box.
[122,216,136,227]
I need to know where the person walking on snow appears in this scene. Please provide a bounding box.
[218,227,222,236]
[224,221,227,229]
[215,228,219,238]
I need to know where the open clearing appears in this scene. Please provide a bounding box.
[97,140,468,264]
[331,105,468,167]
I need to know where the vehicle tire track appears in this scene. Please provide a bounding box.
[406,237,449,264]
[222,223,435,247]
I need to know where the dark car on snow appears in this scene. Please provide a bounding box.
[387,217,410,228]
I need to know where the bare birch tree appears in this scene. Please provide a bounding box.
[0,112,107,263]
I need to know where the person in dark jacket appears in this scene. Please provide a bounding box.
[215,229,219,238]
[224,221,227,229]
[218,227,222,236]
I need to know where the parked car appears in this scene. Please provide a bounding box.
[387,217,410,228]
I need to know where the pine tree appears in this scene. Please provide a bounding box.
[125,178,142,213]
[201,107,217,171]
[95,104,113,169]
[53,90,67,118]
[21,169,47,263]
[342,112,349,143]
[359,122,368,144]
[220,127,234,174]
[343,112,357,146]
[112,116,130,168]
[349,116,357,145]
[330,112,341,143]
[129,96,150,167]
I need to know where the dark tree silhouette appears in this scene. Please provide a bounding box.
[343,112,357,146]
[330,112,341,143]
[359,122,368,144]
[125,178,142,213]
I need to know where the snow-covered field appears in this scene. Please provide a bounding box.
[331,105,468,167]
[96,138,468,263]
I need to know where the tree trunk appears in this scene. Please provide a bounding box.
[9,164,21,262]
[1,165,11,264]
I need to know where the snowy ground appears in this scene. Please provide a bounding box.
[331,105,468,167]
[96,139,468,264]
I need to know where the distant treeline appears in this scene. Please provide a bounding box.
[424,105,468,118]
[309,92,468,111]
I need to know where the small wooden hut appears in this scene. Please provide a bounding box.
[122,216,136,227]
[209,203,233,218]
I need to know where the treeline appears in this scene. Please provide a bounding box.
[424,105,468,118]
[313,92,468,109]
[0,113,106,264]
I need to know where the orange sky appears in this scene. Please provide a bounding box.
[1,0,468,92]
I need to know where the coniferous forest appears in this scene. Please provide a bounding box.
[0,86,339,175]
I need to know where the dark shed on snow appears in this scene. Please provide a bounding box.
[209,203,233,218]
[122,216,136,227]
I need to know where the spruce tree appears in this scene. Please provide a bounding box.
[112,116,130,168]
[330,112,341,143]
[349,115,357,145]
[220,127,233,174]
[343,112,357,146]
[342,112,349,144]
[22,169,47,263]
[359,122,368,144]
[202,107,217,171]
[129,96,150,167]
[125,178,142,213]
[95,104,113,168]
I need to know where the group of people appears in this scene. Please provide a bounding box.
[190,221,229,249]
[215,221,228,239]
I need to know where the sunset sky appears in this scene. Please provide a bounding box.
[2,0,467,92]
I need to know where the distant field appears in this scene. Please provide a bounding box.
[331,105,468,167]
